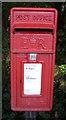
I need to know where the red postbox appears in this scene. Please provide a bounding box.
[10,7,58,111]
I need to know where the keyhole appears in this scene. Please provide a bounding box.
[20,80,22,83]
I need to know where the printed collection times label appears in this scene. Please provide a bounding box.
[24,63,42,95]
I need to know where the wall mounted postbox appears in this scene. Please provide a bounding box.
[10,7,58,111]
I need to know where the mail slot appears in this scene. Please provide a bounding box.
[10,7,58,111]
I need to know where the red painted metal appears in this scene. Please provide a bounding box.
[10,7,58,111]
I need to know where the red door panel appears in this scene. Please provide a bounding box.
[11,53,55,111]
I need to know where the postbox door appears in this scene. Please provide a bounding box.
[11,53,55,111]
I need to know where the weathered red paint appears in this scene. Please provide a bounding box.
[10,7,58,111]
